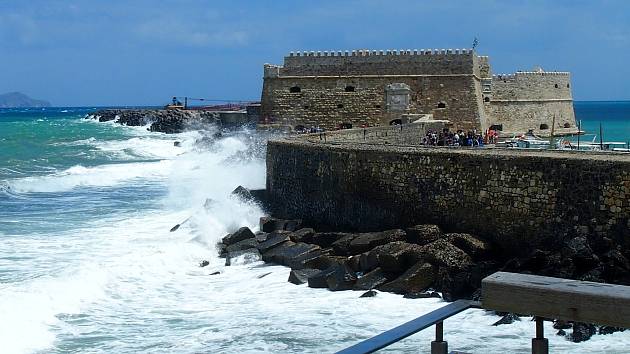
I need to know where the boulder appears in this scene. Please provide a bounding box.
[359,251,380,273]
[226,238,258,253]
[199,260,210,267]
[376,242,424,274]
[570,322,597,343]
[231,186,255,202]
[284,248,326,270]
[307,266,340,288]
[262,242,321,267]
[492,313,520,326]
[325,264,357,291]
[260,216,302,232]
[307,264,356,291]
[379,262,436,295]
[222,227,255,246]
[311,232,348,248]
[354,267,390,290]
[288,268,321,285]
[598,326,625,335]
[438,260,499,301]
[290,228,315,243]
[255,231,269,243]
[302,254,340,270]
[446,233,492,259]
[331,234,358,255]
[256,231,292,253]
[360,290,377,298]
[406,224,443,245]
[419,239,472,269]
[403,291,441,299]
[348,229,406,254]
[261,240,297,264]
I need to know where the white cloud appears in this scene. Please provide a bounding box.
[134,17,249,47]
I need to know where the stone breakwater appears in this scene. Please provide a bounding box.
[217,211,627,342]
[87,109,220,133]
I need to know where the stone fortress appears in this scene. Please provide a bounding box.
[261,48,577,136]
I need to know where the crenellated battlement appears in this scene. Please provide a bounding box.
[492,71,570,80]
[286,48,475,57]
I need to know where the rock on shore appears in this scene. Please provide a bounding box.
[86,109,221,133]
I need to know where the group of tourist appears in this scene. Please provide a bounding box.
[422,128,498,147]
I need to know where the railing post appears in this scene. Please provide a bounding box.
[430,321,448,354]
[532,317,548,354]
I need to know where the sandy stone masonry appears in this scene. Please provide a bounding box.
[260,48,577,136]
[266,128,630,254]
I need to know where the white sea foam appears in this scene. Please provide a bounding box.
[6,161,173,193]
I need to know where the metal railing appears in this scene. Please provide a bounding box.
[336,300,479,354]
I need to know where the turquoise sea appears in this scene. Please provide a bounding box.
[0,104,629,354]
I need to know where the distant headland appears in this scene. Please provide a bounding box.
[0,92,51,108]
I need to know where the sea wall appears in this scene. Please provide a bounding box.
[298,121,446,145]
[267,140,630,253]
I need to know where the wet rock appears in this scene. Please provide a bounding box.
[199,260,210,267]
[255,231,269,243]
[438,260,499,301]
[553,320,572,330]
[348,229,406,255]
[419,239,472,269]
[226,238,258,253]
[311,232,348,248]
[222,227,255,246]
[209,271,220,275]
[288,268,321,285]
[260,216,302,232]
[379,262,436,295]
[346,254,362,272]
[284,248,326,270]
[301,254,339,270]
[257,272,271,279]
[306,263,355,290]
[557,329,566,336]
[232,186,255,202]
[446,233,492,259]
[403,291,441,299]
[262,242,320,267]
[307,266,340,288]
[492,313,521,326]
[330,233,357,255]
[325,264,357,291]
[360,290,377,298]
[375,241,424,274]
[359,251,380,273]
[174,141,181,147]
[256,231,292,253]
[405,224,443,245]
[570,322,597,343]
[598,326,625,335]
[354,267,390,290]
[290,228,315,243]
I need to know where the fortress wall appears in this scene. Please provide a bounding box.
[491,72,572,101]
[267,140,630,253]
[261,75,482,131]
[279,49,476,76]
[486,100,577,134]
[486,72,576,134]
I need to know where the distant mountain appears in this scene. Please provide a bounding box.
[0,92,51,108]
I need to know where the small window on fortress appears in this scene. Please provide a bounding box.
[337,104,344,109]
[567,84,570,88]
[437,102,446,109]
[540,124,549,130]
[289,86,301,93]
[345,86,356,92]
[554,84,559,88]
[375,104,381,108]
[563,123,571,128]
[484,97,491,103]
[303,105,310,110]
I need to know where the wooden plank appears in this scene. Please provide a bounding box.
[482,272,630,328]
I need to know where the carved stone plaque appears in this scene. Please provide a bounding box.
[385,83,411,112]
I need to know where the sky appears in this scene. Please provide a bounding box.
[0,0,629,106]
